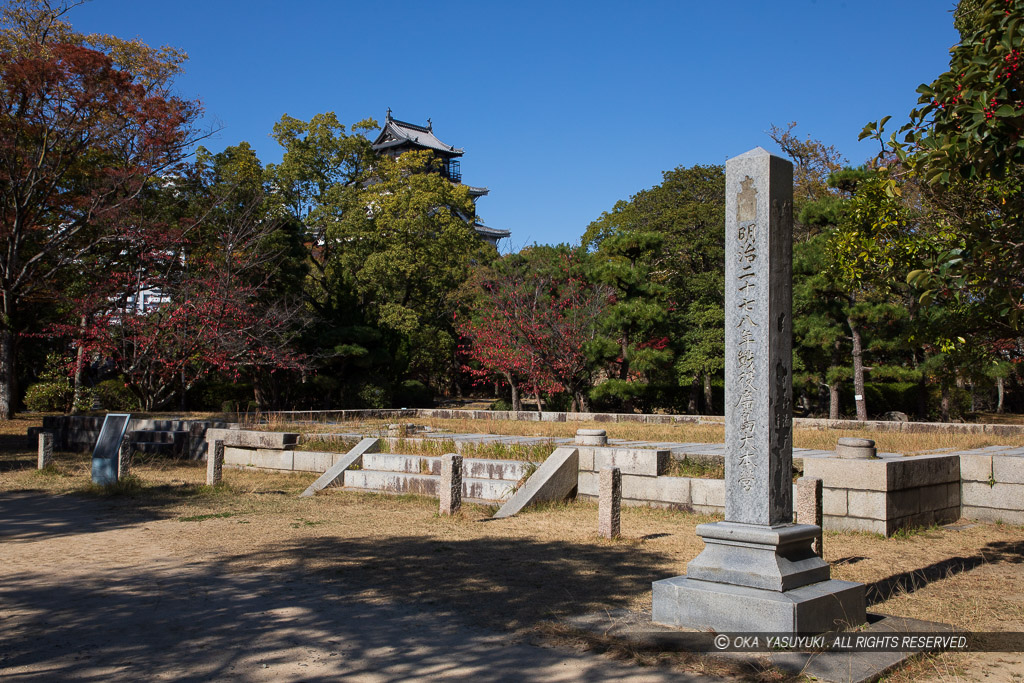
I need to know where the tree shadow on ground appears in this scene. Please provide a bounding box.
[0,523,731,681]
[0,489,202,541]
[865,540,1024,605]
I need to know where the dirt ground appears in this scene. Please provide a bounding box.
[2,428,1023,680]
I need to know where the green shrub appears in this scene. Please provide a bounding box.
[24,380,77,412]
[490,398,512,411]
[393,379,433,408]
[196,379,253,411]
[92,379,138,411]
[357,383,390,409]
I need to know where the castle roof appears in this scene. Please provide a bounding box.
[372,113,464,156]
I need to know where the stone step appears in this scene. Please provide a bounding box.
[360,453,530,481]
[130,430,189,443]
[129,430,189,456]
[343,470,517,502]
[132,441,177,454]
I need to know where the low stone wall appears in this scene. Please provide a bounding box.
[33,415,230,460]
[803,453,961,536]
[960,447,1024,525]
[573,442,725,514]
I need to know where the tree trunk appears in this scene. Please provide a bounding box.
[829,382,840,420]
[574,390,589,413]
[940,382,951,422]
[534,388,543,413]
[703,372,714,415]
[71,316,88,414]
[687,379,699,414]
[917,374,928,421]
[506,372,521,412]
[848,316,867,421]
[0,329,14,420]
[997,376,1005,414]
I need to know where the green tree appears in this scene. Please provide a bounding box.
[584,164,725,413]
[864,0,1024,329]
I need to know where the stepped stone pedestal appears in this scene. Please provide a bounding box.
[652,148,865,634]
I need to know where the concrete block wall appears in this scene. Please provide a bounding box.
[960,447,1024,525]
[803,453,960,536]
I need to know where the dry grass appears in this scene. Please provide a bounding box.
[261,413,1024,456]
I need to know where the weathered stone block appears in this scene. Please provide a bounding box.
[462,458,531,482]
[796,477,823,556]
[822,488,848,516]
[577,470,598,497]
[690,478,725,508]
[823,514,885,535]
[576,447,595,471]
[961,505,1024,525]
[652,577,866,634]
[598,467,621,539]
[971,482,1024,511]
[961,481,1002,509]
[292,451,334,472]
[946,482,961,507]
[915,483,956,513]
[803,457,887,491]
[960,453,993,482]
[620,474,689,505]
[206,429,298,450]
[886,489,920,518]
[887,454,959,490]
[440,453,462,515]
[592,448,669,477]
[207,439,224,486]
[37,432,53,469]
[993,455,1024,485]
[224,447,293,470]
[117,440,132,479]
[847,490,886,519]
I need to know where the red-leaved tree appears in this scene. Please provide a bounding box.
[458,247,609,412]
[0,2,201,417]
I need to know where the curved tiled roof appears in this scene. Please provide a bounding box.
[372,117,464,156]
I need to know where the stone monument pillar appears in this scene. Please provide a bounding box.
[652,148,865,633]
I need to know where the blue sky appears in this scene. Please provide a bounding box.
[72,0,960,250]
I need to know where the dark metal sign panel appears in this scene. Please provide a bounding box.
[90,413,131,486]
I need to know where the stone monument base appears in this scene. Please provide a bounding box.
[652,576,866,633]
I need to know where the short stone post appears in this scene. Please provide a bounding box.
[576,429,608,446]
[836,437,876,459]
[440,453,462,515]
[117,439,132,479]
[207,439,225,486]
[598,467,621,539]
[37,432,53,469]
[796,477,824,557]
